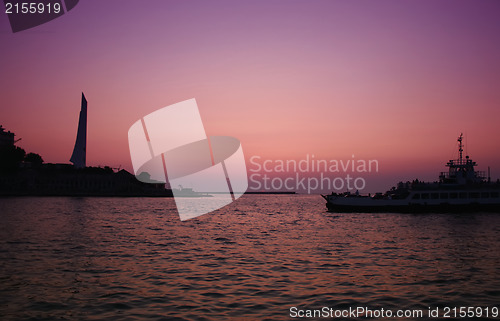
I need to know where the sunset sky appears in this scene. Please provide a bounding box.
[1,0,500,192]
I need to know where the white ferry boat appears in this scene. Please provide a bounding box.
[322,134,500,213]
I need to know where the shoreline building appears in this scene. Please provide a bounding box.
[0,125,15,147]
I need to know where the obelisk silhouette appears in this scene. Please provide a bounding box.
[70,93,87,169]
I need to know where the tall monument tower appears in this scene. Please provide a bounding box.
[70,93,87,168]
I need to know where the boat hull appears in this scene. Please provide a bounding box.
[322,194,500,213]
[325,201,500,213]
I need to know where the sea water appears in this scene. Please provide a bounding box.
[0,195,499,320]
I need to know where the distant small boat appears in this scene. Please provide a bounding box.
[172,185,212,197]
[322,134,500,213]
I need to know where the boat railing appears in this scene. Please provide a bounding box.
[440,172,452,179]
[440,171,486,181]
[476,171,487,179]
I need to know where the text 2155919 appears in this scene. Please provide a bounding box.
[5,2,61,14]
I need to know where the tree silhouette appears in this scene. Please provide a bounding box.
[25,152,44,166]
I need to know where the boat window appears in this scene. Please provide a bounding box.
[459,192,467,199]
[449,193,458,199]
[431,193,439,199]
[481,192,489,198]
[469,192,480,199]
[439,193,448,199]
[421,193,429,199]
[412,193,420,200]
[491,192,499,198]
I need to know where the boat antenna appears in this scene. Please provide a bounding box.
[465,131,469,158]
[458,133,463,164]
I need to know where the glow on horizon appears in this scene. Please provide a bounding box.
[1,1,500,192]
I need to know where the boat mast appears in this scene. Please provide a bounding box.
[458,133,463,165]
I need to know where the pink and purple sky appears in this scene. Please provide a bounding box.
[1,0,500,192]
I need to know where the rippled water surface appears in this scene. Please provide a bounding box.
[1,195,499,320]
